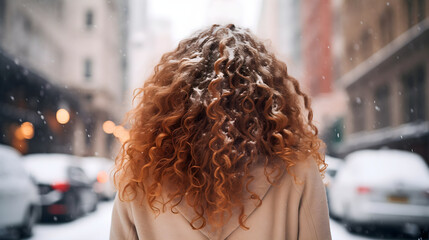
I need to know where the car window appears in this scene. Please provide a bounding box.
[68,166,90,183]
[326,169,337,178]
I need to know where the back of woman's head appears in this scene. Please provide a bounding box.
[115,24,325,230]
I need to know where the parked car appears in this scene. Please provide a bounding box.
[325,155,343,179]
[323,155,344,213]
[323,155,344,186]
[0,144,40,239]
[81,157,116,200]
[328,149,429,234]
[23,154,98,222]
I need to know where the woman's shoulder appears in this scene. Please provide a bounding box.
[290,155,322,177]
[285,155,325,194]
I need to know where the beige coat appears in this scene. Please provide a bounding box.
[110,157,332,240]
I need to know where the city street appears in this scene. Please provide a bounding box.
[1,1,428,240]
[28,200,416,240]
[30,201,113,240]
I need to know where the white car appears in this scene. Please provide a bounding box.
[323,155,344,213]
[0,144,40,239]
[325,155,343,179]
[23,154,98,222]
[328,149,429,234]
[81,157,116,200]
[323,155,344,187]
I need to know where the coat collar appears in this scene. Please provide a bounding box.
[175,166,273,240]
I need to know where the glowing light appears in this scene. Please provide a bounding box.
[113,125,124,137]
[56,109,70,124]
[14,122,34,140]
[14,128,25,140]
[97,171,109,183]
[113,125,130,143]
[21,122,34,139]
[102,120,116,134]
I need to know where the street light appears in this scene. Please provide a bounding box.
[102,120,116,134]
[113,125,129,143]
[14,122,34,140]
[56,108,70,124]
[21,122,34,139]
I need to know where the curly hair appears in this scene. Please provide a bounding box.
[114,24,325,230]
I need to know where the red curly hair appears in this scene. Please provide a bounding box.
[114,24,325,230]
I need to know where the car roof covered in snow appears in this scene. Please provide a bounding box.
[80,156,114,178]
[23,153,81,183]
[343,149,429,186]
[325,155,343,170]
[0,144,26,176]
[0,144,21,159]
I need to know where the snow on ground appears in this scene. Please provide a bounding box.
[28,200,416,240]
[330,219,415,240]
[330,219,369,240]
[30,201,114,240]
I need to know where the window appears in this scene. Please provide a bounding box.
[0,0,5,32]
[405,0,426,27]
[374,85,390,129]
[84,122,94,150]
[417,0,426,22]
[406,0,414,27]
[379,8,394,45]
[402,65,426,123]
[23,16,33,33]
[85,9,94,30]
[352,97,365,133]
[84,58,92,81]
[54,0,64,21]
[361,30,372,59]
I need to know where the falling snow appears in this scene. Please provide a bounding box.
[355,97,361,104]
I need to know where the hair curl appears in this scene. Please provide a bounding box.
[114,24,326,230]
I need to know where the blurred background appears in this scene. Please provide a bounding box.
[0,0,428,239]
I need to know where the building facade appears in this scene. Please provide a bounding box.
[258,0,302,78]
[301,0,333,95]
[335,0,429,163]
[0,0,127,158]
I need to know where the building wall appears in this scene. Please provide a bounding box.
[301,0,333,95]
[257,0,347,133]
[345,44,429,135]
[341,0,429,136]
[340,0,429,75]
[337,0,429,162]
[2,0,122,106]
[257,0,302,78]
[0,0,126,158]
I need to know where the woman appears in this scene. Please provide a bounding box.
[111,24,331,240]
